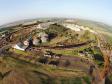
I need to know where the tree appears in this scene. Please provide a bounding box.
[38,57,48,64]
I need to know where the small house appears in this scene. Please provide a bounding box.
[23,40,29,46]
[13,42,28,51]
[33,37,41,46]
[38,32,48,43]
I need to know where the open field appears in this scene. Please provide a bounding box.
[0,18,112,84]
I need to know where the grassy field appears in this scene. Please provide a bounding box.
[1,18,112,84]
[51,49,78,56]
[0,56,91,84]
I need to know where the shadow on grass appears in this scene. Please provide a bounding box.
[94,54,104,62]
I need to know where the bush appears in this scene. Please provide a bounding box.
[64,60,71,67]
[49,60,59,66]
[38,57,48,64]
[45,23,68,35]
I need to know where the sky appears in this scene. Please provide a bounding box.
[0,0,112,25]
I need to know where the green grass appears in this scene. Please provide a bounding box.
[82,76,91,84]
[103,34,112,44]
[10,48,31,56]
[45,23,68,35]
[0,56,91,84]
[92,48,104,67]
[50,43,94,57]
[109,75,112,81]
[51,49,78,56]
